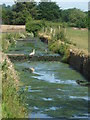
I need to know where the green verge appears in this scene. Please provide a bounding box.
[1,33,27,118]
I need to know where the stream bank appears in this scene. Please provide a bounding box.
[68,49,89,81]
[1,33,27,118]
[1,52,27,118]
[39,34,89,81]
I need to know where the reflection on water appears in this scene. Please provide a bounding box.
[32,72,77,84]
[69,96,89,101]
[14,61,88,119]
[42,98,53,101]
[29,112,52,118]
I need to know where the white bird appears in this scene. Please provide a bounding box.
[29,49,35,56]
[45,49,48,53]
[29,67,35,73]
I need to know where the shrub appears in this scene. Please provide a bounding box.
[49,41,60,53]
[26,19,45,36]
[52,30,67,42]
[58,43,68,55]
[61,49,70,63]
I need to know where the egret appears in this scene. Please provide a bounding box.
[45,49,48,53]
[29,67,35,73]
[29,49,35,56]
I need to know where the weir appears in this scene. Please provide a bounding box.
[7,54,61,61]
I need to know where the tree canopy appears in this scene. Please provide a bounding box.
[61,8,88,28]
[2,2,88,28]
[37,2,61,21]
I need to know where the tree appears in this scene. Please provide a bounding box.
[12,2,38,25]
[2,4,13,24]
[37,2,61,21]
[88,11,90,29]
[2,2,38,25]
[26,16,45,36]
[62,8,87,28]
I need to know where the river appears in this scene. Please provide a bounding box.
[7,37,89,119]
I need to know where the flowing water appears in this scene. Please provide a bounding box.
[8,38,89,119]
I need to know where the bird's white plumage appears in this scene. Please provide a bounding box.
[29,49,35,56]
[29,67,35,73]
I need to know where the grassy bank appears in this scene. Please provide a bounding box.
[38,22,88,60]
[2,53,27,118]
[38,23,89,81]
[66,27,88,50]
[38,25,71,62]
[1,33,27,118]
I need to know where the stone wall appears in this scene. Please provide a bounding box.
[68,50,89,81]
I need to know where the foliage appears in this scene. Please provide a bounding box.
[58,43,69,55]
[2,4,13,24]
[26,20,45,36]
[62,8,88,28]
[2,2,38,25]
[2,33,25,52]
[2,3,88,28]
[2,57,27,118]
[1,33,27,118]
[53,30,67,42]
[49,40,60,53]
[88,11,90,29]
[37,2,61,21]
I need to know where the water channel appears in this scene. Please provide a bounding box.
[7,37,89,119]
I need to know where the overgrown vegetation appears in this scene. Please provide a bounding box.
[1,33,27,118]
[2,33,26,52]
[38,22,88,62]
[38,24,71,62]
[61,8,88,28]
[2,54,27,118]
[26,18,46,36]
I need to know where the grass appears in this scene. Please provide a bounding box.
[39,24,70,62]
[38,24,88,62]
[2,55,27,118]
[66,27,88,50]
[39,20,88,51]
[1,32,27,118]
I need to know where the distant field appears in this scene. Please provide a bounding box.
[66,27,88,50]
[1,25,25,33]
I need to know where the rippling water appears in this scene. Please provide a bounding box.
[7,38,89,119]
[14,61,88,119]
